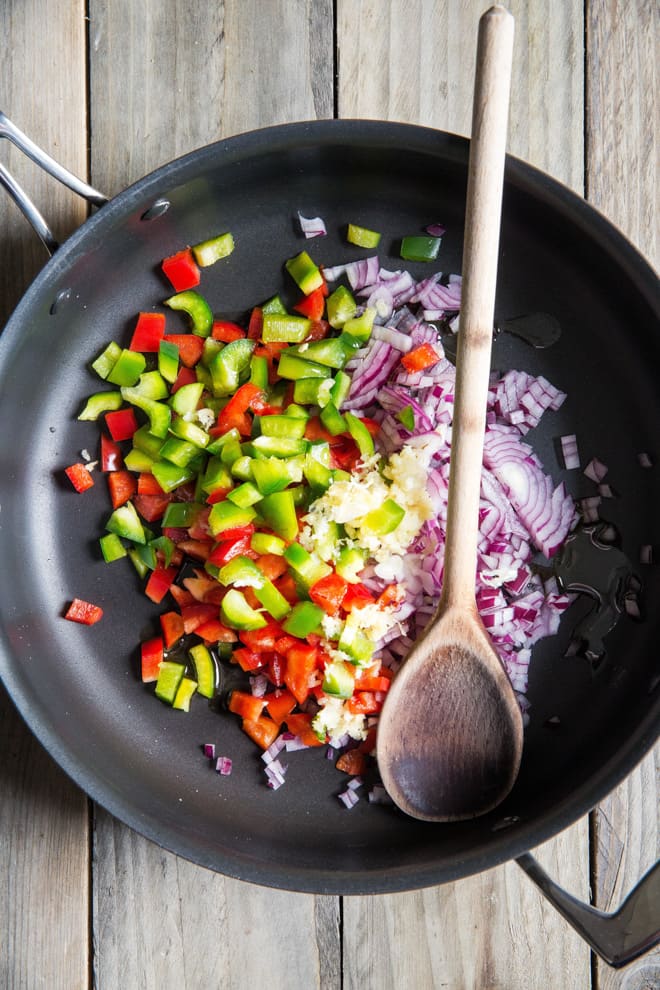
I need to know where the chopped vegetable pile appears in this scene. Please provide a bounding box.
[65,221,580,802]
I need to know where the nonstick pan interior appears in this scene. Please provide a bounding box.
[0,121,658,893]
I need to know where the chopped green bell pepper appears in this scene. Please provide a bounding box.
[120,387,171,438]
[159,437,200,468]
[285,250,323,294]
[283,542,332,586]
[220,588,267,630]
[276,352,332,381]
[292,377,334,407]
[290,338,348,369]
[201,456,234,494]
[344,412,375,458]
[99,532,126,563]
[338,623,375,665]
[77,391,123,421]
[132,425,165,459]
[172,676,198,712]
[400,235,441,262]
[258,490,298,541]
[161,501,204,529]
[91,341,122,380]
[322,660,355,699]
[208,501,257,536]
[192,231,234,268]
[397,405,416,430]
[188,643,217,699]
[250,532,286,556]
[209,338,256,395]
[362,497,405,535]
[155,661,186,704]
[326,285,357,329]
[131,370,169,400]
[164,289,213,337]
[249,355,269,390]
[169,417,210,448]
[169,381,205,415]
[107,348,146,387]
[346,223,381,248]
[259,414,308,439]
[261,294,288,315]
[282,601,325,637]
[106,501,146,544]
[262,313,310,343]
[330,371,351,409]
[250,456,293,495]
[227,481,263,508]
[151,461,197,493]
[158,339,180,384]
[251,435,308,458]
[320,402,347,436]
[341,307,375,344]
[335,545,367,583]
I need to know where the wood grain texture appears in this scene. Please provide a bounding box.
[336,0,584,191]
[88,2,337,988]
[337,2,591,986]
[0,2,89,988]
[587,3,659,987]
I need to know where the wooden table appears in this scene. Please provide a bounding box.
[1,2,657,988]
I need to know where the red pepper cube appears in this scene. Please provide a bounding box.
[100,433,123,471]
[163,334,204,368]
[64,462,95,493]
[141,636,164,682]
[293,286,326,322]
[107,470,137,510]
[211,320,245,342]
[144,565,178,604]
[228,690,267,722]
[161,249,201,292]
[129,312,166,352]
[400,342,441,373]
[64,598,104,625]
[105,408,138,442]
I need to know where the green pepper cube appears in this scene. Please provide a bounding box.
[400,235,441,262]
[254,579,291,621]
[158,339,180,384]
[188,643,217,699]
[91,341,122,380]
[259,414,308,439]
[361,498,405,535]
[151,461,196,493]
[227,482,263,508]
[262,314,311,344]
[283,542,332,586]
[276,352,332,381]
[346,224,381,249]
[326,285,357,329]
[230,455,254,482]
[208,501,257,536]
[293,377,334,407]
[261,294,288,315]
[338,623,375,665]
[161,501,203,529]
[206,427,241,455]
[330,371,351,409]
[164,289,213,337]
[128,546,150,580]
[201,338,223,368]
[123,448,154,473]
[322,660,355,699]
[335,545,367,583]
[159,436,200,467]
[149,535,175,568]
[250,532,286,556]
[285,250,323,294]
[201,456,233,494]
[120,387,171,438]
[250,457,294,495]
[320,402,347,436]
[249,355,269,390]
[132,425,165,459]
[251,435,308,458]
[397,405,416,431]
[155,661,186,705]
[218,555,264,588]
[107,348,147,387]
[169,417,210,448]
[282,601,325,638]
[290,338,348,369]
[99,532,127,563]
[303,452,333,490]
[77,391,123,421]
[342,307,375,344]
[221,588,267,631]
[169,381,205,416]
[344,412,375,458]
[312,518,342,563]
[106,501,146,544]
[258,490,298,541]
[209,338,256,395]
[172,676,198,712]
[192,231,234,268]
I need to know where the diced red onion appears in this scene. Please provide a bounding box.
[203,743,215,760]
[560,434,580,470]
[338,788,360,809]
[370,325,413,352]
[637,451,654,468]
[297,211,327,238]
[215,756,233,776]
[261,734,287,765]
[346,776,363,790]
[425,223,446,237]
[584,457,608,483]
[285,735,309,752]
[640,545,653,564]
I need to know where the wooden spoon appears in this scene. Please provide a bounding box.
[377,6,522,822]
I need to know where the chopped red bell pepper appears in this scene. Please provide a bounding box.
[309,571,348,615]
[107,470,137,509]
[205,487,232,505]
[267,653,286,687]
[342,582,377,612]
[100,434,122,472]
[254,554,289,582]
[195,618,235,643]
[347,691,383,715]
[239,622,284,653]
[229,691,267,721]
[105,408,138,442]
[207,533,253,568]
[129,312,166,352]
[212,382,263,437]
[170,365,198,392]
[294,286,325,321]
[134,493,171,522]
[184,573,224,603]
[265,689,297,725]
[285,712,324,747]
[159,611,184,650]
[247,306,263,340]
[64,598,104,625]
[176,539,211,561]
[141,636,164,681]
[241,715,280,750]
[137,472,165,495]
[283,643,318,705]
[400,342,441,372]
[232,647,264,672]
[335,749,367,775]
[144,565,178,604]
[161,248,201,293]
[354,673,392,693]
[211,320,245,342]
[65,462,95,493]
[273,573,300,605]
[304,318,330,341]
[180,602,220,634]
[163,334,204,368]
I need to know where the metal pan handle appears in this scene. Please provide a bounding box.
[516,853,660,967]
[0,111,108,255]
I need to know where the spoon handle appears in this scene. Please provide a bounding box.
[441,5,514,608]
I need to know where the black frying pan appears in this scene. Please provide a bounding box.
[0,118,658,958]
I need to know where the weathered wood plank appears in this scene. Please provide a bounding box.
[337,2,591,987]
[88,2,338,988]
[0,2,89,987]
[587,2,659,986]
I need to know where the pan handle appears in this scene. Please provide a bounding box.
[0,111,108,256]
[516,853,660,967]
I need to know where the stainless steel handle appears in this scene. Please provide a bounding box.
[0,111,108,256]
[516,853,660,968]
